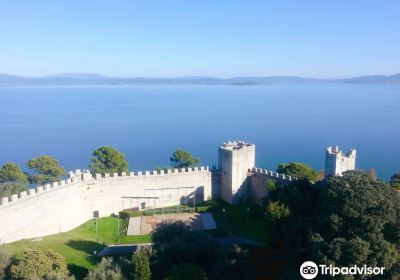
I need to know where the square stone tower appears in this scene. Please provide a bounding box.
[324,146,356,178]
[218,141,255,203]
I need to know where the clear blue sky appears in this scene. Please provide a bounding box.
[0,0,399,78]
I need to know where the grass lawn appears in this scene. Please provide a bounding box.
[5,200,270,279]
[196,200,271,244]
[6,216,151,279]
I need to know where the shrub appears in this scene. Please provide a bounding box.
[10,249,71,280]
[84,258,123,280]
[0,246,13,280]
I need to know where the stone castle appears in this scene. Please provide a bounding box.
[324,146,356,178]
[0,141,356,243]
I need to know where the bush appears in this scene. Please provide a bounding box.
[84,258,123,280]
[10,249,71,280]
[164,263,207,280]
[0,246,13,280]
[265,200,290,223]
[132,247,152,280]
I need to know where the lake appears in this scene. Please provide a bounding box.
[0,84,399,180]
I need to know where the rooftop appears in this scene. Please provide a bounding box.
[220,141,254,151]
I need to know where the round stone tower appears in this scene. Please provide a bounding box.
[218,141,255,203]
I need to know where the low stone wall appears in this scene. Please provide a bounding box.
[0,167,212,244]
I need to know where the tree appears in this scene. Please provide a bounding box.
[132,247,151,280]
[0,162,28,184]
[27,156,65,185]
[265,200,290,223]
[267,170,400,279]
[89,146,129,174]
[390,172,400,189]
[276,162,318,182]
[0,162,28,198]
[151,220,255,280]
[0,246,13,280]
[164,263,207,280]
[170,150,199,168]
[84,258,123,280]
[0,183,28,198]
[10,249,71,280]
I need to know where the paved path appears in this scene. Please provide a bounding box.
[127,217,141,235]
[98,243,151,256]
[200,212,217,229]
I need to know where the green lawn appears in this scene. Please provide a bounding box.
[6,216,151,279]
[196,200,271,244]
[5,200,270,279]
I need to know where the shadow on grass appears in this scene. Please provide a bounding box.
[66,240,106,278]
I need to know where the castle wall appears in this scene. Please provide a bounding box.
[0,167,212,244]
[250,167,296,205]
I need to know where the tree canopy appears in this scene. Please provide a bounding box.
[89,146,129,174]
[170,150,199,168]
[0,162,28,184]
[132,247,151,280]
[276,162,318,182]
[151,220,255,280]
[165,263,207,280]
[10,249,72,280]
[266,170,400,279]
[0,162,28,198]
[84,258,123,280]
[27,156,65,185]
[390,172,400,189]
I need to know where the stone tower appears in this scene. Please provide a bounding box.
[324,146,356,178]
[218,141,255,203]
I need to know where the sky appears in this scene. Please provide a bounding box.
[0,0,399,78]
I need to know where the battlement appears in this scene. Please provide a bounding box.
[326,146,356,158]
[220,140,254,151]
[251,167,297,181]
[325,146,356,178]
[0,166,211,208]
[0,176,82,208]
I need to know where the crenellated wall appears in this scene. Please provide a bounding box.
[0,140,302,244]
[250,167,297,205]
[0,167,212,244]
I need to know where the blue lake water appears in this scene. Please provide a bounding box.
[0,84,399,180]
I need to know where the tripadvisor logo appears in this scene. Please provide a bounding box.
[300,261,385,279]
[300,261,318,279]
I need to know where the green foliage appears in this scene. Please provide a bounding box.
[390,172,400,189]
[151,220,255,280]
[170,150,199,168]
[0,246,13,280]
[265,179,276,191]
[0,162,29,198]
[0,162,28,184]
[164,263,207,280]
[265,201,289,223]
[44,272,75,280]
[84,258,123,280]
[10,249,71,280]
[276,162,318,182]
[0,183,28,198]
[89,147,129,174]
[27,156,65,185]
[268,170,400,278]
[132,248,151,280]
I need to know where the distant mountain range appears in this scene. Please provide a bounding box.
[0,73,399,86]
